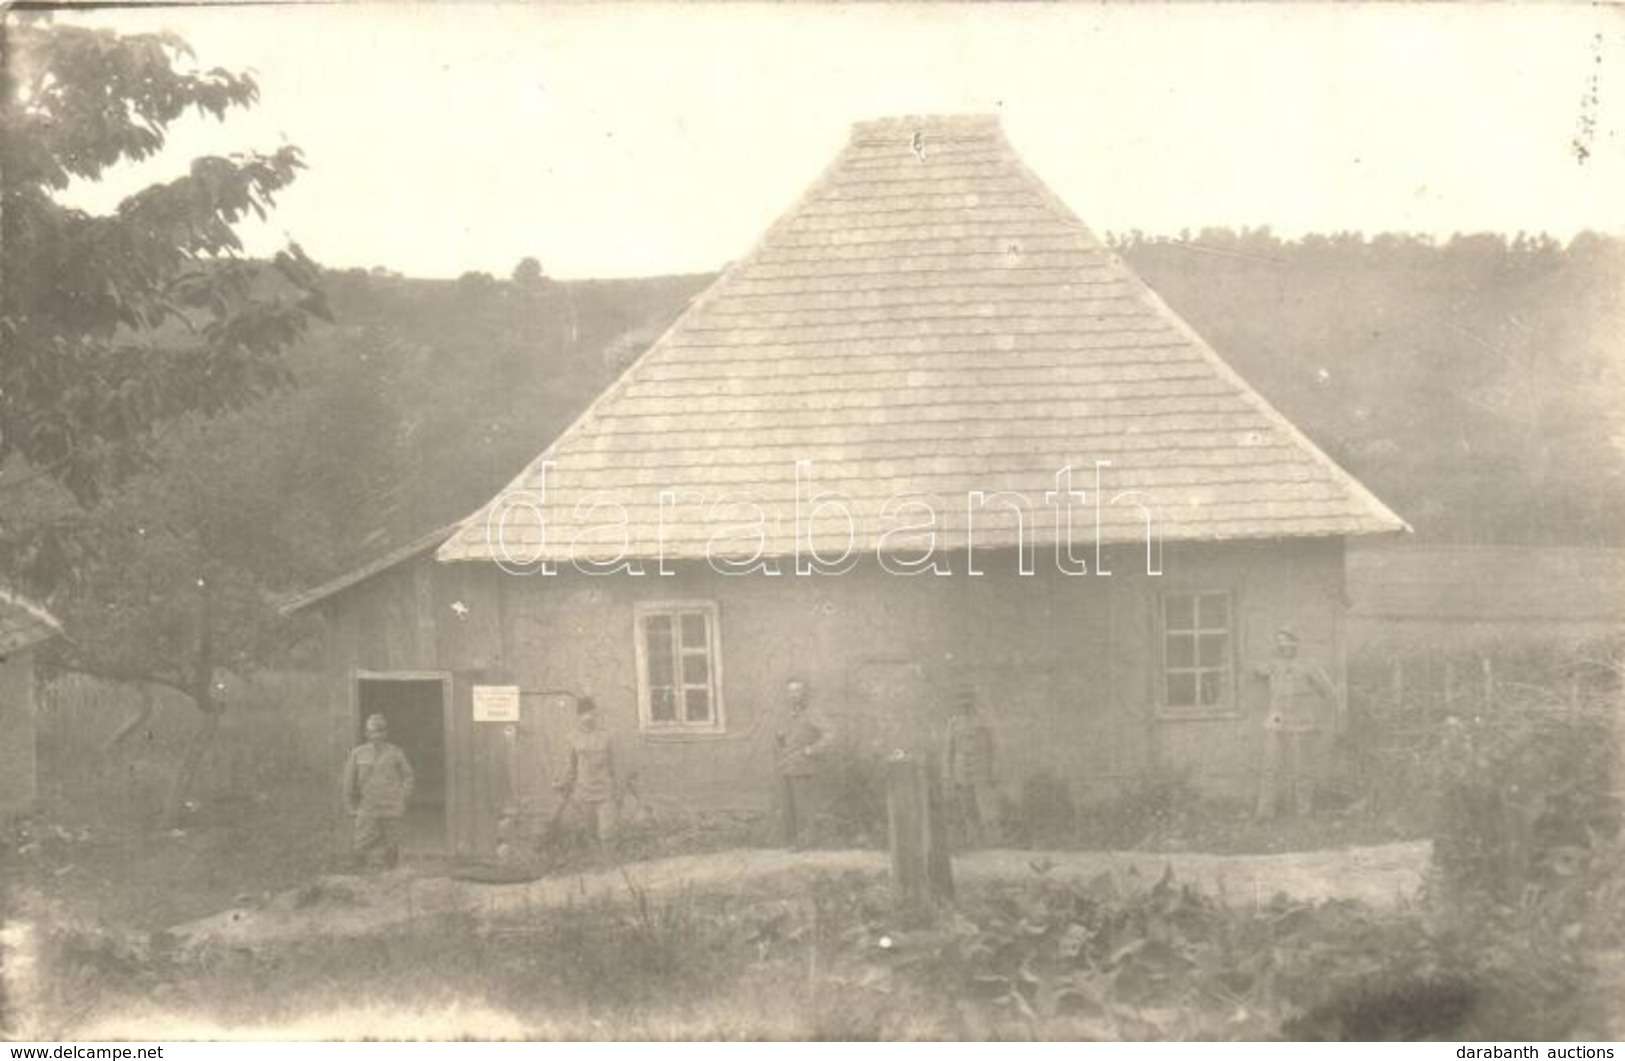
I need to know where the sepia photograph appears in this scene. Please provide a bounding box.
[1,0,1623,1044]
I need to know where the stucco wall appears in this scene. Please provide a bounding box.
[320,536,1346,853]
[1149,538,1348,798]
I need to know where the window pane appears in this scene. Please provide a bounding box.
[1197,593,1228,629]
[650,686,677,722]
[684,687,712,723]
[1198,670,1228,707]
[1198,633,1228,668]
[1164,595,1195,630]
[644,615,675,685]
[1166,672,1196,707]
[641,606,722,731]
[1166,633,1195,668]
[679,612,708,649]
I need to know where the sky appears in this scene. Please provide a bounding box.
[42,2,1625,280]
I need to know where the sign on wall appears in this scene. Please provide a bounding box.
[472,684,521,722]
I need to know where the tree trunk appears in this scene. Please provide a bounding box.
[160,573,221,830]
[161,702,222,830]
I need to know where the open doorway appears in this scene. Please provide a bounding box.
[355,672,449,853]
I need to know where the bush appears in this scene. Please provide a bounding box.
[799,863,1593,1039]
[1345,635,1623,831]
[1430,693,1618,908]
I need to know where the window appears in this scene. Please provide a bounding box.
[633,601,724,734]
[1160,590,1234,714]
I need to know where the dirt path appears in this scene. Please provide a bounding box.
[172,840,1430,950]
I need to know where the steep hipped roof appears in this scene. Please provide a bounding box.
[441,114,1406,564]
[0,587,61,655]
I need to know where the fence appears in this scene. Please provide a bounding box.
[1343,634,1622,827]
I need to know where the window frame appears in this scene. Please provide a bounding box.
[632,600,726,736]
[1156,589,1238,719]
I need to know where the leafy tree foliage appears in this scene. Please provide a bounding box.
[511,255,546,286]
[0,18,327,505]
[0,17,330,825]
[49,410,323,823]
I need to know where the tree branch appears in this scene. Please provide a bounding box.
[49,645,197,705]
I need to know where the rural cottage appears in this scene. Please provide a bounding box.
[286,115,1408,857]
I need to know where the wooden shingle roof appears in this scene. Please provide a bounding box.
[0,587,61,655]
[441,114,1406,564]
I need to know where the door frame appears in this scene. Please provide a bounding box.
[350,668,454,852]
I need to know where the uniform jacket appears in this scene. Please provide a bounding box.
[1256,658,1336,732]
[561,728,616,803]
[343,741,415,818]
[776,707,835,778]
[945,714,996,785]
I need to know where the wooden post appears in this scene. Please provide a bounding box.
[886,753,954,910]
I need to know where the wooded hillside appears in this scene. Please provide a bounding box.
[1120,229,1625,548]
[3,231,1620,610]
[297,230,1625,570]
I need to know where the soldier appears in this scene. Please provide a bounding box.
[774,678,835,849]
[1252,627,1338,819]
[944,684,998,847]
[342,713,415,870]
[555,697,618,857]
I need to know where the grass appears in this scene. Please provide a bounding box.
[21,672,342,928]
[19,861,1619,1041]
[1010,780,1430,856]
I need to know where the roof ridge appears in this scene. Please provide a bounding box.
[850,113,1002,133]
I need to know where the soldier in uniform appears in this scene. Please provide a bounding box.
[1252,627,1338,819]
[774,678,835,848]
[944,684,998,847]
[342,713,415,870]
[555,697,619,858]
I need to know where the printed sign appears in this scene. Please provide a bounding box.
[472,684,521,722]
